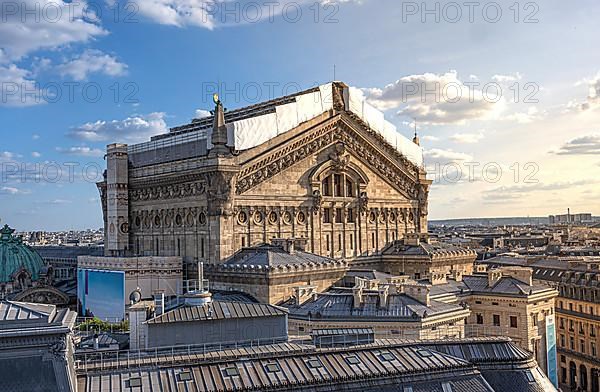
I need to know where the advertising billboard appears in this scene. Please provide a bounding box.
[77,269,125,321]
[546,314,558,387]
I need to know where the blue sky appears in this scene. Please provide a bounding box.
[1,0,600,230]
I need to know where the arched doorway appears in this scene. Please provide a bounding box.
[591,368,599,392]
[570,361,578,389]
[581,365,588,391]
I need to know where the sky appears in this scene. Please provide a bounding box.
[1,0,599,230]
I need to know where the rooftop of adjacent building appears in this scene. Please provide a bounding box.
[0,300,76,335]
[75,337,555,392]
[381,235,477,258]
[206,239,347,271]
[283,287,464,321]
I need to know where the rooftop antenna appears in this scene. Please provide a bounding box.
[412,118,420,146]
[198,261,204,292]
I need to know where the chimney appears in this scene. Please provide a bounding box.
[404,284,430,306]
[293,285,317,305]
[430,272,447,285]
[451,270,463,282]
[93,334,99,350]
[378,285,389,308]
[272,238,295,254]
[487,269,502,287]
[352,280,366,309]
[153,291,165,317]
[404,233,420,246]
[500,266,533,286]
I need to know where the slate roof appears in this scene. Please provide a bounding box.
[76,338,555,392]
[382,240,476,258]
[0,300,76,334]
[223,244,339,268]
[0,300,54,323]
[146,301,286,325]
[461,275,550,296]
[284,290,463,321]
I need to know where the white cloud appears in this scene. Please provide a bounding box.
[133,0,217,28]
[68,112,168,143]
[195,109,211,118]
[0,64,44,106]
[0,186,30,195]
[57,49,128,81]
[423,148,473,165]
[31,151,41,158]
[450,132,484,144]
[492,72,523,83]
[56,146,105,157]
[133,0,360,29]
[422,135,440,142]
[0,151,18,161]
[363,71,504,125]
[504,107,544,124]
[0,0,106,62]
[552,133,600,155]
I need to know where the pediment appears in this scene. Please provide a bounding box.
[235,113,424,198]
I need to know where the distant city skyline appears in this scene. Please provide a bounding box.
[2,0,600,230]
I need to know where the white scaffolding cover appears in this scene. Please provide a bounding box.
[135,83,423,168]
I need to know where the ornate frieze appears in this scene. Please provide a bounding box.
[129,181,206,202]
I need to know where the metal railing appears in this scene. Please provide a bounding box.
[74,336,291,372]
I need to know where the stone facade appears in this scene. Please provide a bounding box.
[97,82,431,279]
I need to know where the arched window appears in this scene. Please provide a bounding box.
[320,174,357,198]
[581,365,588,390]
[570,361,577,387]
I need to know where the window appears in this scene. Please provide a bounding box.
[322,177,331,196]
[241,236,246,247]
[177,372,192,382]
[476,314,484,325]
[323,208,331,223]
[346,179,354,197]
[493,314,500,327]
[265,363,281,373]
[560,335,565,347]
[201,238,205,258]
[560,355,566,363]
[510,316,518,328]
[338,234,342,251]
[350,233,354,250]
[371,232,375,249]
[335,208,343,223]
[559,318,565,329]
[345,355,361,365]
[378,352,396,362]
[591,342,596,357]
[441,382,453,392]
[580,340,585,353]
[306,359,323,369]
[570,336,575,350]
[128,378,142,388]
[223,367,239,377]
[334,174,342,197]
[525,370,535,383]
[347,208,355,223]
[475,300,482,304]
[492,302,499,306]
[326,235,330,251]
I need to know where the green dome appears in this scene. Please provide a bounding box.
[0,225,45,283]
